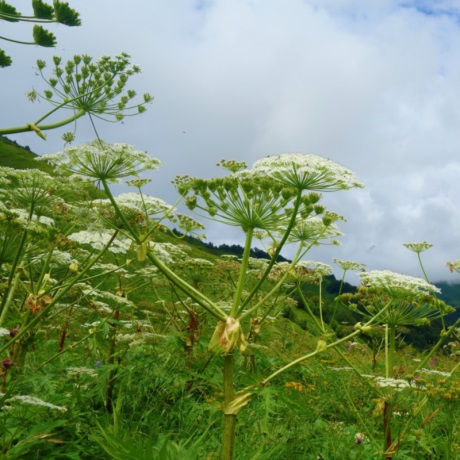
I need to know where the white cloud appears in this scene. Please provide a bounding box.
[2,0,460,283]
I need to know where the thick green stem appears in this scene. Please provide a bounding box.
[106,309,120,413]
[231,227,253,317]
[101,180,226,321]
[0,225,30,316]
[416,252,446,329]
[383,324,395,458]
[221,353,236,460]
[1,83,113,137]
[413,316,460,373]
[296,284,323,331]
[0,110,86,136]
[383,401,392,459]
[240,189,303,310]
[0,36,37,45]
[318,279,325,331]
[0,271,21,327]
[385,324,395,379]
[0,15,60,23]
[261,303,392,386]
[417,253,431,284]
[239,244,304,320]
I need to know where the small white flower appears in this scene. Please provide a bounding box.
[420,368,451,378]
[7,395,67,412]
[66,367,98,378]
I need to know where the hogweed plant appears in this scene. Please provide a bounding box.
[338,264,455,459]
[35,142,370,458]
[173,153,365,458]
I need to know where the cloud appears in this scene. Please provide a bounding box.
[2,0,460,284]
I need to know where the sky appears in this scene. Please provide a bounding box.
[2,0,460,284]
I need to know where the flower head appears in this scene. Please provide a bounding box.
[359,270,440,296]
[447,260,460,274]
[68,230,132,254]
[250,153,364,192]
[404,242,433,253]
[38,140,162,182]
[287,215,344,245]
[339,270,453,327]
[333,259,366,272]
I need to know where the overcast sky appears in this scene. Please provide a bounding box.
[2,0,460,284]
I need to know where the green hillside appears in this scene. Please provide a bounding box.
[0,135,54,173]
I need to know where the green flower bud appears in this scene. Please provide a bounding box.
[316,340,328,352]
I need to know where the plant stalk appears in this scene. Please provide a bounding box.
[221,353,236,460]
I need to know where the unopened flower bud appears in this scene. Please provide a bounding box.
[69,262,79,272]
[316,340,328,353]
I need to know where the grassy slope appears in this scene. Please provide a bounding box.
[0,135,54,173]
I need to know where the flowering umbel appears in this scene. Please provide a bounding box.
[403,242,433,253]
[339,270,454,326]
[250,153,364,192]
[38,140,162,182]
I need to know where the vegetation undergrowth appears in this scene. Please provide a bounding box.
[0,137,458,460]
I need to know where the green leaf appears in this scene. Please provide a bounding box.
[0,49,12,67]
[33,0,54,19]
[32,24,57,47]
[53,0,81,26]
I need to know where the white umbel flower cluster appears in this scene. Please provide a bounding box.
[373,376,411,390]
[250,153,364,191]
[68,231,132,254]
[359,270,440,296]
[112,193,175,216]
[38,140,162,182]
[333,259,366,272]
[66,367,98,378]
[297,260,333,278]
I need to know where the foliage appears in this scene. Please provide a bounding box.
[0,140,459,460]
